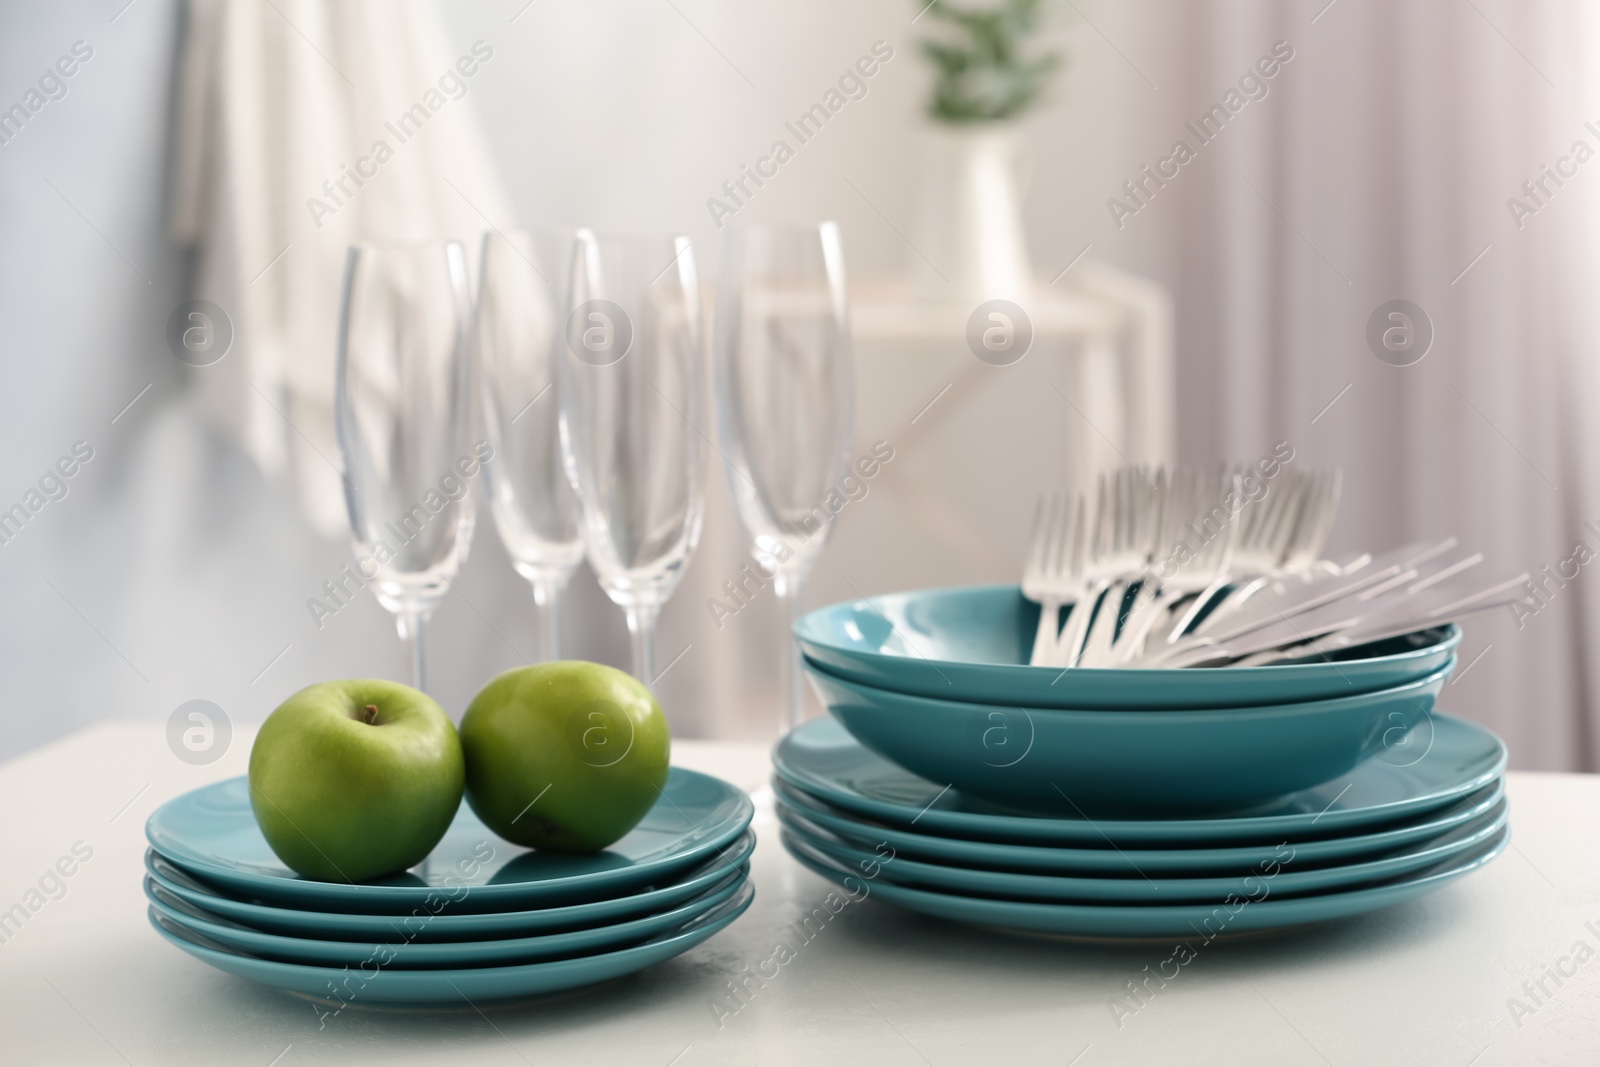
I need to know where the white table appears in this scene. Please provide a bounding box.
[2,725,1595,1066]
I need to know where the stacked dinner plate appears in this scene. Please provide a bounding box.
[779,585,1509,938]
[144,769,755,1004]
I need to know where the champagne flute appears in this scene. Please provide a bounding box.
[335,239,477,692]
[714,221,855,735]
[556,231,707,686]
[477,230,584,660]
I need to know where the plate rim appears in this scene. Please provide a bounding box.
[795,583,1462,681]
[776,799,1509,901]
[143,828,759,938]
[147,879,756,996]
[771,776,1507,870]
[773,713,1507,844]
[806,653,1454,723]
[145,863,749,965]
[781,822,1508,929]
[145,767,753,907]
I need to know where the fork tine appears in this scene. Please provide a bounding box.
[1250,468,1284,550]
[1279,469,1320,567]
[1094,473,1109,558]
[1143,467,1160,554]
[1110,470,1121,555]
[1134,470,1145,555]
[1112,469,1125,552]
[1134,468,1149,555]
[1071,493,1088,578]
[1319,469,1343,555]
[1155,466,1171,559]
[1046,492,1070,578]
[1127,468,1138,547]
[1268,481,1299,561]
[1025,494,1049,578]
[1283,471,1317,558]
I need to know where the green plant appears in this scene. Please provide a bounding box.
[918,0,1062,123]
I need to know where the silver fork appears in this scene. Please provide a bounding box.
[1021,493,1085,666]
[1059,468,1160,668]
[1158,468,1308,645]
[1281,468,1342,575]
[1139,539,1458,666]
[1160,565,1527,668]
[1108,468,1244,662]
[1187,469,1343,635]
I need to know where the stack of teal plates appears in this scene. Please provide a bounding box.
[781,583,1509,936]
[774,717,1508,938]
[795,584,1467,813]
[144,770,755,1004]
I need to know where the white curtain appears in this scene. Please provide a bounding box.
[1125,0,1600,769]
[171,0,513,536]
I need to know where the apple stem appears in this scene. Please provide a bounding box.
[363,704,381,725]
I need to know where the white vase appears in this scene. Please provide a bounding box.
[909,123,1033,303]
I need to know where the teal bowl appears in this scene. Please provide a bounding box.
[803,657,1455,815]
[794,584,1460,710]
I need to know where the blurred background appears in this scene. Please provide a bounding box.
[2,0,1598,770]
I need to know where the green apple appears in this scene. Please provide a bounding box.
[460,661,670,852]
[248,679,464,882]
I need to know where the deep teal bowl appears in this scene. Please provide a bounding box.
[794,584,1460,709]
[803,657,1455,815]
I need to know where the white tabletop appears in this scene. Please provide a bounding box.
[1,724,1595,1066]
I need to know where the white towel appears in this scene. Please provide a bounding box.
[170,0,513,536]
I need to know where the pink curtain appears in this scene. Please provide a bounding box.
[1129,0,1600,769]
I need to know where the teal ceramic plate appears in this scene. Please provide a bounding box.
[777,800,1506,903]
[806,659,1452,813]
[783,827,1506,938]
[774,715,1505,845]
[148,881,755,1005]
[146,770,753,913]
[795,584,1460,709]
[145,865,748,967]
[144,831,756,941]
[773,778,1504,875]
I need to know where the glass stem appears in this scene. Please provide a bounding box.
[773,569,805,736]
[396,609,426,692]
[531,573,569,663]
[625,603,660,687]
